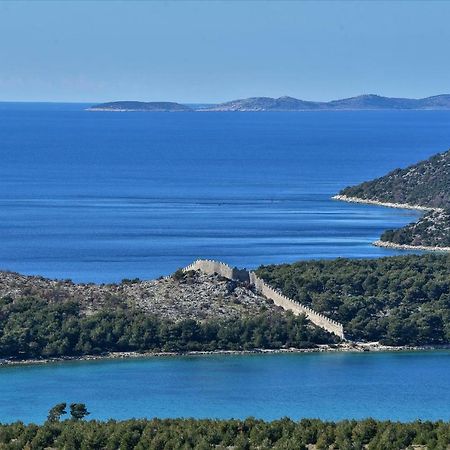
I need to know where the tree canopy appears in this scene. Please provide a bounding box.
[0,409,448,450]
[0,297,334,360]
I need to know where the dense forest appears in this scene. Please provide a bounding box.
[339,149,450,209]
[256,254,450,344]
[0,297,334,360]
[0,410,449,450]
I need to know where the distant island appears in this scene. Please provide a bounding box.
[87,101,193,112]
[88,94,450,112]
[202,94,450,111]
[334,149,450,250]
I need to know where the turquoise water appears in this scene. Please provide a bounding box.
[2,105,450,282]
[0,352,449,424]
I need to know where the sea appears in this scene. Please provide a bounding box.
[3,103,450,283]
[1,103,450,423]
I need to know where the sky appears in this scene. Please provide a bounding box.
[1,1,450,103]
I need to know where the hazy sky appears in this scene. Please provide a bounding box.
[1,1,450,103]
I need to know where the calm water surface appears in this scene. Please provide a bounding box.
[2,105,450,282]
[0,352,449,424]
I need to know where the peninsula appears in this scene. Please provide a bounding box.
[334,149,450,250]
[1,254,449,365]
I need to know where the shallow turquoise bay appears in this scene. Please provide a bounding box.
[1,351,449,424]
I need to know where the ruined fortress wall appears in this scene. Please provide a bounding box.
[249,272,344,339]
[183,260,235,280]
[183,259,345,339]
[183,259,250,282]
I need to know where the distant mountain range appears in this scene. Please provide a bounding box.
[88,94,450,112]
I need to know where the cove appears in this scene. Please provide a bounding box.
[1,351,449,424]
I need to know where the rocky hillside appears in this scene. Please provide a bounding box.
[0,269,277,321]
[339,149,450,209]
[87,101,192,112]
[0,269,336,360]
[379,209,450,248]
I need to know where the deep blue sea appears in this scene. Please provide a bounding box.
[1,352,449,424]
[1,104,450,424]
[2,104,450,282]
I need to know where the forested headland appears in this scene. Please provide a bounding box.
[2,254,450,362]
[337,149,450,248]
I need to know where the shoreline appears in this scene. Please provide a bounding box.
[331,194,440,212]
[333,194,450,252]
[373,240,450,252]
[2,343,449,368]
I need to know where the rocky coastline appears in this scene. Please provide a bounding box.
[331,194,438,212]
[2,343,449,368]
[332,194,450,251]
[373,240,450,252]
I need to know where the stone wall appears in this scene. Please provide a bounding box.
[183,259,345,339]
